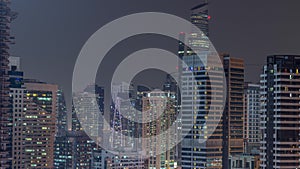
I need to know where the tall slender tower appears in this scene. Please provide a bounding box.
[221,54,244,168]
[8,56,25,169]
[260,55,300,169]
[244,83,261,155]
[56,89,68,136]
[142,91,177,169]
[0,0,15,168]
[180,1,224,168]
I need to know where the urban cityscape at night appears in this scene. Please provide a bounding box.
[1,0,300,169]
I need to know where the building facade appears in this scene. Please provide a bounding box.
[8,57,25,169]
[56,89,68,136]
[0,0,15,167]
[260,55,300,169]
[222,54,245,168]
[54,131,99,169]
[56,84,104,168]
[180,1,225,169]
[244,83,261,155]
[142,91,178,169]
[22,80,58,168]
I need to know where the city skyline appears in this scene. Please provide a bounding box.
[8,1,300,121]
[1,0,300,169]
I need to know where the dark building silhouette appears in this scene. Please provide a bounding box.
[260,55,300,169]
[56,89,68,136]
[0,0,16,167]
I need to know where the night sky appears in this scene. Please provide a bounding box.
[10,0,300,116]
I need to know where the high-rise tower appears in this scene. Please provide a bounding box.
[142,91,178,169]
[244,83,261,155]
[23,80,58,168]
[221,54,245,168]
[260,55,300,169]
[180,1,224,168]
[0,0,16,168]
[56,89,68,136]
[8,57,25,169]
[188,0,210,55]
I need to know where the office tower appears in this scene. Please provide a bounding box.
[222,54,244,168]
[72,91,102,144]
[142,91,178,169]
[84,84,104,114]
[56,88,103,169]
[68,131,97,169]
[72,84,104,132]
[135,85,150,112]
[53,132,73,169]
[22,80,58,168]
[110,82,140,151]
[163,74,181,165]
[71,105,81,131]
[60,84,104,168]
[53,90,69,168]
[0,0,16,167]
[180,1,225,168]
[56,89,67,136]
[189,1,210,53]
[260,55,300,169]
[133,85,151,153]
[54,130,99,169]
[244,83,261,155]
[8,57,25,169]
[181,53,224,169]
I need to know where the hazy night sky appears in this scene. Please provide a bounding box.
[10,0,300,115]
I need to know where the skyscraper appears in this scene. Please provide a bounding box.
[189,1,210,53]
[54,130,99,169]
[73,91,102,140]
[142,91,178,169]
[180,53,225,168]
[260,55,300,169]
[110,82,136,150]
[163,74,181,165]
[244,83,261,155]
[53,132,73,169]
[53,89,70,168]
[221,54,244,168]
[72,84,104,133]
[56,89,68,136]
[8,56,25,169]
[22,80,58,168]
[180,1,225,168]
[0,1,16,167]
[61,84,104,168]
